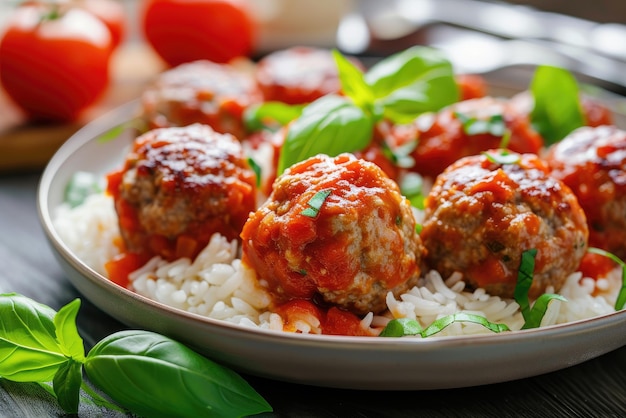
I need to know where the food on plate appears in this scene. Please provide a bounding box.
[140,60,262,139]
[241,153,425,315]
[254,46,364,104]
[545,125,626,259]
[140,0,256,66]
[0,2,113,122]
[381,97,543,179]
[51,46,624,338]
[105,124,257,263]
[420,150,589,299]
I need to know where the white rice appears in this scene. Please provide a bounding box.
[53,193,621,337]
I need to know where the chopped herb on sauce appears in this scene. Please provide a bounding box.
[483,150,521,165]
[301,189,332,218]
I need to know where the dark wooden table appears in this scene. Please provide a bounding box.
[0,167,625,418]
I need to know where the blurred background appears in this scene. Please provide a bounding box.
[0,0,625,171]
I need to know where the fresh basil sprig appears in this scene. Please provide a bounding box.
[530,65,585,145]
[514,249,567,329]
[274,46,459,174]
[278,95,373,173]
[0,293,272,417]
[587,247,626,310]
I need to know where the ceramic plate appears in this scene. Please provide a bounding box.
[37,76,626,390]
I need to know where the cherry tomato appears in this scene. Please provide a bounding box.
[140,0,256,67]
[0,4,113,122]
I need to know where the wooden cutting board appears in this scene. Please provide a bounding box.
[0,43,166,173]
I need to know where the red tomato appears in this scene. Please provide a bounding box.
[140,0,256,66]
[77,0,126,49]
[0,4,113,122]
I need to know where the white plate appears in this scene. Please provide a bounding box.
[38,79,626,391]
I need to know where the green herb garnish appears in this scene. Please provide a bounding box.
[301,189,332,218]
[380,313,510,338]
[277,46,459,174]
[455,112,507,137]
[530,65,585,145]
[400,172,425,209]
[587,247,626,310]
[0,294,272,416]
[278,95,373,174]
[247,157,262,188]
[64,171,102,208]
[514,249,567,329]
[482,149,521,165]
[243,101,304,132]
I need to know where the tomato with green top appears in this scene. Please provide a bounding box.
[0,3,113,122]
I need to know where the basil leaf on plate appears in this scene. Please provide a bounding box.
[84,330,272,418]
[278,95,373,174]
[365,46,459,123]
[0,293,67,382]
[530,65,585,145]
[520,293,567,330]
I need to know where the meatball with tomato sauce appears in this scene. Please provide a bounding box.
[140,60,262,139]
[241,153,425,315]
[107,124,257,261]
[384,97,544,179]
[545,125,626,259]
[420,151,588,299]
[254,47,362,105]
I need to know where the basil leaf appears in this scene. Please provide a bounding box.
[0,293,67,382]
[520,294,567,330]
[482,150,521,165]
[365,46,459,123]
[422,313,510,337]
[455,112,507,136]
[54,299,85,361]
[96,119,147,144]
[380,313,509,338]
[278,95,373,174]
[530,65,585,145]
[333,49,374,111]
[301,189,332,218]
[85,330,272,418]
[514,249,537,321]
[243,101,303,132]
[247,157,262,188]
[379,318,423,337]
[587,247,626,310]
[53,359,83,414]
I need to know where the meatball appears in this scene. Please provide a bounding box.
[384,97,544,179]
[109,124,257,261]
[254,46,362,105]
[420,150,588,299]
[140,60,262,139]
[545,125,626,259]
[241,153,425,315]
